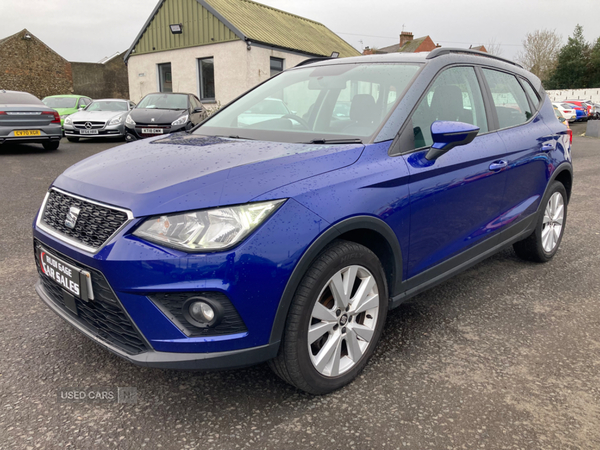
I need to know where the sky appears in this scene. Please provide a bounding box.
[1,0,599,63]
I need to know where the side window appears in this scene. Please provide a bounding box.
[520,78,540,109]
[270,57,284,77]
[410,66,488,150]
[482,69,533,129]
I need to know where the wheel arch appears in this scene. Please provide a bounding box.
[552,163,573,203]
[269,215,403,345]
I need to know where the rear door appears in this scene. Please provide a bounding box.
[400,66,509,279]
[480,68,555,227]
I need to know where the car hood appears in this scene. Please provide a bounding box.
[54,108,78,116]
[68,110,127,122]
[53,134,364,217]
[129,108,187,124]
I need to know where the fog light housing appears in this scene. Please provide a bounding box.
[182,297,223,328]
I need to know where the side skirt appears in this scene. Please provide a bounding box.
[390,213,536,309]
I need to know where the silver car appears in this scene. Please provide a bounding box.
[0,90,62,150]
[64,99,136,142]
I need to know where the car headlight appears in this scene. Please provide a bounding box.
[125,114,136,126]
[64,116,73,125]
[133,200,286,251]
[109,115,123,125]
[171,114,189,126]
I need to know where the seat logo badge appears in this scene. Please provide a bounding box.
[85,122,93,129]
[65,206,81,229]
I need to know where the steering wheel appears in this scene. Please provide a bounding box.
[282,114,310,130]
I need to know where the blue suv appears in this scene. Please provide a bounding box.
[33,49,572,394]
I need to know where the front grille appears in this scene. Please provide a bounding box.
[35,241,149,355]
[74,121,105,129]
[41,189,129,250]
[150,292,247,338]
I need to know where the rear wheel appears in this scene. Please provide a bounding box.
[513,181,567,262]
[42,141,60,151]
[269,241,388,394]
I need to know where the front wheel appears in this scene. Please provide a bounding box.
[269,240,388,394]
[513,181,567,262]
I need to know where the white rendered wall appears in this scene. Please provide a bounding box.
[127,41,310,106]
[546,88,600,103]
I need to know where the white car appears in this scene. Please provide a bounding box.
[64,99,136,141]
[552,103,577,122]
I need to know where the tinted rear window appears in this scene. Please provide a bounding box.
[0,92,42,105]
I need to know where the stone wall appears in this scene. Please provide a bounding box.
[0,29,73,99]
[72,52,129,99]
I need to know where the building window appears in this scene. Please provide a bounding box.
[198,57,215,101]
[158,63,172,93]
[270,57,284,77]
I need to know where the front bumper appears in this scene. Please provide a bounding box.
[36,280,279,369]
[33,197,325,369]
[64,124,125,138]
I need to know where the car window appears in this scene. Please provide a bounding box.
[3,92,42,105]
[482,69,533,129]
[137,94,188,110]
[200,63,420,143]
[86,101,128,112]
[409,66,488,150]
[519,78,540,109]
[42,97,77,108]
[79,98,91,107]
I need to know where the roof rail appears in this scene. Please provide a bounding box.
[426,47,523,68]
[295,57,334,67]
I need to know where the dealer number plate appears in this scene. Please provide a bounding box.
[37,247,94,301]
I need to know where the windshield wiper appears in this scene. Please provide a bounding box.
[305,138,363,144]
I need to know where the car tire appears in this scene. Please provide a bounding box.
[42,141,60,151]
[269,240,388,395]
[513,181,567,263]
[67,137,79,143]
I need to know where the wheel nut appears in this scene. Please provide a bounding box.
[342,327,346,334]
[336,309,341,317]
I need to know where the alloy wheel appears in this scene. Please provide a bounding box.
[542,192,564,252]
[307,265,380,377]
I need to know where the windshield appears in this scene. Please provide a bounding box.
[42,97,77,108]
[196,63,421,143]
[137,94,188,110]
[86,101,128,112]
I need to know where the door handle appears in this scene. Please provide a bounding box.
[489,160,507,171]
[541,143,554,152]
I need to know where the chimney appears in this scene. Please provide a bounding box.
[400,31,414,49]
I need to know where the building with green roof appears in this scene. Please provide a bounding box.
[125,0,360,104]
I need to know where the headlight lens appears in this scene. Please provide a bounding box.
[171,114,189,126]
[64,116,72,125]
[133,200,286,251]
[109,115,123,125]
[125,114,135,126]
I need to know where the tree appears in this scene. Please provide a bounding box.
[485,38,503,57]
[517,29,562,82]
[590,37,600,87]
[545,25,591,89]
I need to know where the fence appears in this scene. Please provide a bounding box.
[546,89,600,103]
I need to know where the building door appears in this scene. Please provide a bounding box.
[158,63,172,93]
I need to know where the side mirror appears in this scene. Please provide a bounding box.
[78,106,85,111]
[426,121,480,160]
[193,107,204,113]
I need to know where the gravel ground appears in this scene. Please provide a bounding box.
[1,126,599,449]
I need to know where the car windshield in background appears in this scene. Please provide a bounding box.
[86,101,128,112]
[42,97,77,108]
[1,92,42,105]
[137,94,188,110]
[197,63,422,143]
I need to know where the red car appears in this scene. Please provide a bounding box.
[564,100,593,114]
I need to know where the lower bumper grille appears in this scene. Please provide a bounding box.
[34,240,149,355]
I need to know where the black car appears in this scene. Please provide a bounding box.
[0,90,62,150]
[124,93,205,140]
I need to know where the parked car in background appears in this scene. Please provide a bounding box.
[0,89,62,150]
[64,99,136,142]
[552,102,577,122]
[564,99,592,115]
[124,93,204,141]
[564,102,588,121]
[42,95,92,128]
[33,49,572,394]
[589,103,600,120]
